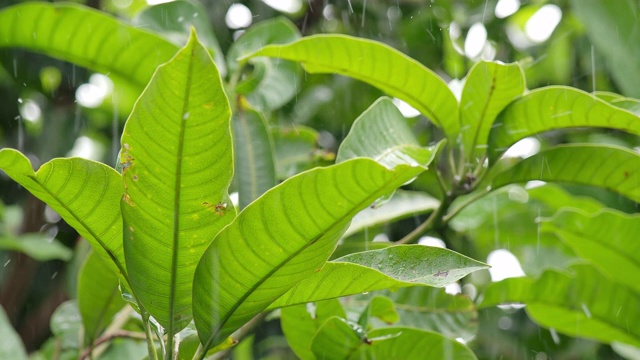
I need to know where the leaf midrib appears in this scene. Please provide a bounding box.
[168,41,197,336]
[202,166,415,350]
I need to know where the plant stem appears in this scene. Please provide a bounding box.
[396,195,450,245]
[79,331,148,360]
[441,188,491,225]
[142,312,160,360]
[85,306,134,359]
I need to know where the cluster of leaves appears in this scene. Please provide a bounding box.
[1,1,640,359]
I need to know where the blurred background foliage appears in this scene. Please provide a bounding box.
[0,0,638,359]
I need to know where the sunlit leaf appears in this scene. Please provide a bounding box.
[121,32,234,335]
[77,251,125,345]
[459,61,525,161]
[267,246,488,309]
[0,2,178,90]
[542,208,640,293]
[245,35,459,138]
[232,109,276,209]
[192,158,427,350]
[488,144,640,203]
[480,265,640,348]
[357,296,399,327]
[488,87,640,162]
[0,149,125,273]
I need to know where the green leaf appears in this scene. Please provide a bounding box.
[232,109,276,209]
[459,61,525,161]
[488,144,640,203]
[192,158,427,350]
[0,233,72,261]
[245,35,459,138]
[77,251,125,344]
[0,2,178,90]
[50,300,82,350]
[345,190,439,237]
[480,265,640,348]
[311,318,478,360]
[134,0,226,76]
[121,32,234,334]
[387,287,478,341]
[0,149,125,274]
[542,208,640,293]
[228,18,301,111]
[0,305,27,360]
[281,300,346,360]
[337,97,441,169]
[352,327,478,360]
[267,245,487,309]
[357,296,399,327]
[571,0,640,97]
[487,87,640,162]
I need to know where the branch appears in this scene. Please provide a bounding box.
[80,330,147,360]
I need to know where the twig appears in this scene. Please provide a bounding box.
[79,331,147,360]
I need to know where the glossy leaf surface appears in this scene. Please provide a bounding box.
[460,61,525,160]
[0,149,125,273]
[267,245,487,309]
[489,144,640,202]
[0,2,178,90]
[121,33,234,334]
[488,87,640,161]
[246,35,459,137]
[192,158,427,350]
[543,208,640,292]
[480,265,640,348]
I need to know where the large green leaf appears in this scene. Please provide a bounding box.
[228,18,301,111]
[480,265,640,348]
[337,97,440,169]
[459,61,525,161]
[192,158,427,350]
[77,251,125,344]
[542,208,640,293]
[266,246,488,309]
[0,233,72,261]
[571,0,640,97]
[488,144,640,203]
[245,35,459,138]
[134,0,226,76]
[487,87,640,162]
[232,109,276,209]
[311,318,477,360]
[0,149,125,273]
[0,2,178,90]
[121,33,234,335]
[0,306,27,360]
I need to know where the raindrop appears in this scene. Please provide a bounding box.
[183,112,190,120]
[498,316,513,330]
[51,271,58,279]
[549,328,560,344]
[4,259,11,267]
[581,303,592,318]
